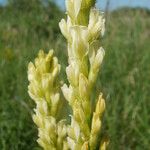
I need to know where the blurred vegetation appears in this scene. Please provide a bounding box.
[0,0,150,149]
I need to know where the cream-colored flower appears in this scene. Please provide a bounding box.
[90,94,106,149]
[88,9,105,41]
[79,73,90,100]
[66,0,82,20]
[60,0,108,149]
[100,137,110,150]
[88,46,105,86]
[59,17,72,41]
[28,50,68,150]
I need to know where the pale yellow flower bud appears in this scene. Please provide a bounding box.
[67,137,76,150]
[73,101,90,138]
[96,93,106,117]
[37,117,57,148]
[57,121,67,139]
[90,113,102,149]
[63,141,70,150]
[81,142,89,150]
[66,62,79,87]
[92,47,105,73]
[99,136,109,150]
[33,112,44,128]
[61,84,71,102]
[59,19,69,39]
[67,116,86,149]
[79,73,90,100]
[70,26,88,61]
[73,102,85,124]
[66,0,82,20]
[50,93,60,116]
[88,9,105,41]
[66,0,97,25]
[90,94,106,149]
[59,17,73,42]
[61,84,75,105]
[91,113,101,135]
[57,121,68,149]
[89,47,105,85]
[68,117,81,141]
[36,101,49,116]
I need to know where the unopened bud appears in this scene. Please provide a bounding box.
[96,93,106,117]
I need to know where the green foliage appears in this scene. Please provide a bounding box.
[8,0,41,11]
[0,1,149,149]
[100,8,150,149]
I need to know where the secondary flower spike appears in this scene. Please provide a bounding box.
[28,50,68,150]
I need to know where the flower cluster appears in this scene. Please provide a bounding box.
[28,0,109,149]
[59,0,108,149]
[28,50,68,150]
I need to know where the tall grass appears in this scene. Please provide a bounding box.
[0,2,149,149]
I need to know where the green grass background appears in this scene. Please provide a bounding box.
[0,0,150,149]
